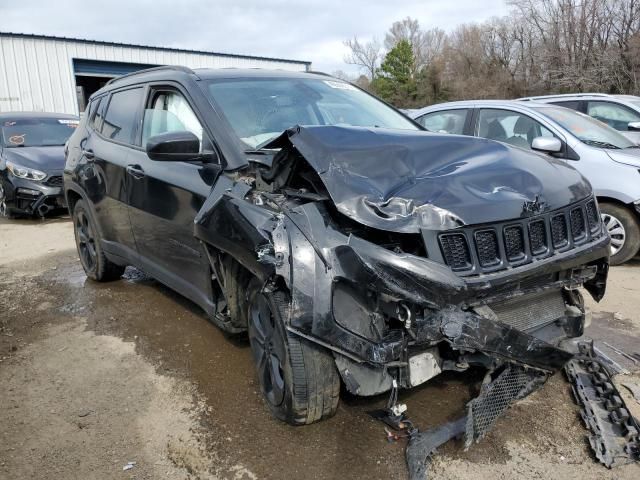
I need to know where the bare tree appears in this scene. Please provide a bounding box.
[345,1,640,106]
[343,36,382,80]
[422,28,446,65]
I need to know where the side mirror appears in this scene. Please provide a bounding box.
[146,131,203,162]
[531,136,562,153]
[628,121,640,131]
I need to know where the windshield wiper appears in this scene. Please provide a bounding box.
[245,147,280,155]
[581,139,621,149]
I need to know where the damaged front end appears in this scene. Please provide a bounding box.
[193,125,610,474]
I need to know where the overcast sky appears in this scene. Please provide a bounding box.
[0,0,509,74]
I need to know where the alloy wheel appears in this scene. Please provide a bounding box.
[601,212,626,256]
[75,210,97,272]
[248,293,286,407]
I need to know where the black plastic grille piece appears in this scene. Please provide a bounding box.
[585,200,600,232]
[529,220,547,255]
[465,365,547,447]
[436,197,602,275]
[550,214,568,248]
[44,175,63,187]
[503,226,525,261]
[439,233,472,271]
[475,230,500,267]
[570,208,586,240]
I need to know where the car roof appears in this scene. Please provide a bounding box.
[519,92,640,104]
[0,111,78,120]
[612,94,640,101]
[517,93,612,101]
[411,100,553,117]
[93,66,337,97]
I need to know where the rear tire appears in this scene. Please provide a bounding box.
[600,202,640,266]
[72,199,125,281]
[247,282,340,425]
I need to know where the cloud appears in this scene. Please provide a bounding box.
[0,0,509,73]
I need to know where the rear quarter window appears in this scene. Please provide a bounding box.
[549,100,581,111]
[86,97,102,131]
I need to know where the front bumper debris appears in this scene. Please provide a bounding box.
[565,341,640,468]
[4,174,65,216]
[377,363,552,480]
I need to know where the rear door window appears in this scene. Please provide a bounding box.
[587,101,640,131]
[101,88,144,144]
[416,109,469,134]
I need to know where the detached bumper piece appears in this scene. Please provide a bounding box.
[464,365,548,447]
[380,364,550,480]
[565,341,640,468]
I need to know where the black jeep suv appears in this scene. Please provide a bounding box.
[64,66,609,429]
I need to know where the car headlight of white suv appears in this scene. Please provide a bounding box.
[6,160,47,181]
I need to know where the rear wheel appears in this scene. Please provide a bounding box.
[600,202,640,266]
[72,199,125,281]
[247,283,340,425]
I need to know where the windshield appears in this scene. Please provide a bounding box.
[1,117,78,148]
[206,78,419,149]
[537,106,634,149]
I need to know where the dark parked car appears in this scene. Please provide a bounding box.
[0,112,79,218]
[64,67,609,433]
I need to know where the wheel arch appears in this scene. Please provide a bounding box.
[596,195,635,210]
[64,183,107,239]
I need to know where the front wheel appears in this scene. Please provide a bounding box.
[600,202,640,266]
[0,182,16,219]
[247,283,340,425]
[72,199,125,281]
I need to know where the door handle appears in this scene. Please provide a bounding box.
[126,165,145,180]
[82,149,95,160]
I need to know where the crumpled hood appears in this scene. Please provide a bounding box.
[606,148,640,168]
[2,146,65,173]
[271,125,592,233]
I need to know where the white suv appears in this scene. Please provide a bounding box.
[519,93,640,144]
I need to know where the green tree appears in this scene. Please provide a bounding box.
[372,39,418,107]
[380,39,414,84]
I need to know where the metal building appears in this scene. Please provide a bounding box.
[0,32,311,115]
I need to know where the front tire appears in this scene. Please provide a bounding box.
[247,283,340,425]
[0,182,16,219]
[72,199,125,281]
[600,202,640,266]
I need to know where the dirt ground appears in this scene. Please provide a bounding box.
[1,216,639,480]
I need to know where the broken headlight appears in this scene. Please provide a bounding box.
[6,160,46,181]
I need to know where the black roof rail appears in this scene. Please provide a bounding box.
[105,65,197,86]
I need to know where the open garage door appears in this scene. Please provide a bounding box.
[73,59,158,111]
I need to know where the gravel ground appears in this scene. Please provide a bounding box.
[0,216,639,480]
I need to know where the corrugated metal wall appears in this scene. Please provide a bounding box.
[0,34,310,115]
